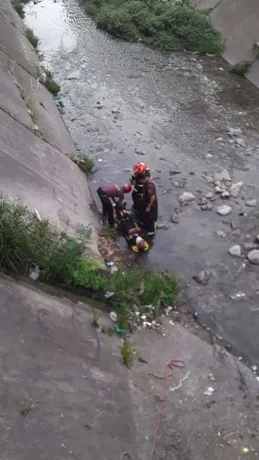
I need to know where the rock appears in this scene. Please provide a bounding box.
[155,144,161,150]
[205,192,214,200]
[228,245,242,257]
[156,223,169,230]
[227,127,242,137]
[135,149,146,156]
[230,182,244,197]
[214,169,231,183]
[201,203,213,211]
[221,191,230,199]
[169,170,181,176]
[199,197,207,206]
[215,137,224,143]
[246,199,257,207]
[172,181,180,188]
[247,249,259,265]
[255,235,259,243]
[193,269,211,285]
[111,108,120,114]
[179,192,195,204]
[215,186,222,194]
[232,229,241,237]
[235,137,246,148]
[171,214,180,224]
[243,242,259,251]
[205,153,213,159]
[67,70,81,80]
[216,230,226,238]
[217,205,232,216]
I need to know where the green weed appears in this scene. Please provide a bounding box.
[92,309,100,328]
[121,340,134,368]
[12,0,25,18]
[108,269,177,311]
[26,28,39,48]
[74,156,95,176]
[83,0,222,54]
[99,225,118,240]
[44,70,60,96]
[230,60,251,77]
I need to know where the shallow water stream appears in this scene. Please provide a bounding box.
[25,0,259,365]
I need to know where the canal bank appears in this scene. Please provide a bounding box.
[23,0,259,366]
[0,0,99,257]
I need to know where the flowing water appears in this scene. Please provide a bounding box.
[25,0,259,365]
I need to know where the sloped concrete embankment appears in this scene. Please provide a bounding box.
[194,0,259,88]
[0,0,99,255]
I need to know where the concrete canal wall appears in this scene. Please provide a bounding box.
[194,0,259,87]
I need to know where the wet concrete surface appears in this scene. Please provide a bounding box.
[24,0,259,365]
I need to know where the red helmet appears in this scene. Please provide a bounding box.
[133,162,147,174]
[123,184,132,193]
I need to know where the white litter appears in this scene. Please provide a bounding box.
[204,386,214,396]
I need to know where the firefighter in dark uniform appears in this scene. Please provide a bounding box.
[130,162,151,215]
[137,175,158,236]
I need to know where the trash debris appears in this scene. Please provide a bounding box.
[217,205,232,216]
[208,373,216,382]
[165,306,173,316]
[193,269,211,285]
[28,266,40,280]
[104,291,115,299]
[204,386,214,396]
[110,265,118,274]
[109,311,117,322]
[230,292,246,300]
[239,211,247,216]
[27,108,33,117]
[251,365,257,372]
[193,311,198,320]
[106,261,114,267]
[34,209,41,221]
[242,447,249,454]
[169,320,175,326]
[228,245,242,257]
[115,324,126,336]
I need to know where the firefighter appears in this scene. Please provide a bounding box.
[137,175,158,236]
[130,162,151,214]
[97,184,132,227]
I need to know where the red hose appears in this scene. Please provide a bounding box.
[120,359,186,460]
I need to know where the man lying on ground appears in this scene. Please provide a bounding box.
[114,205,149,252]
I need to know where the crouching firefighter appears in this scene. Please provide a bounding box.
[97,184,132,227]
[130,162,151,215]
[115,205,149,252]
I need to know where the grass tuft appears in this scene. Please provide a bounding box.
[121,340,134,367]
[44,70,60,96]
[83,0,222,54]
[74,156,95,176]
[26,28,39,48]
[230,60,251,77]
